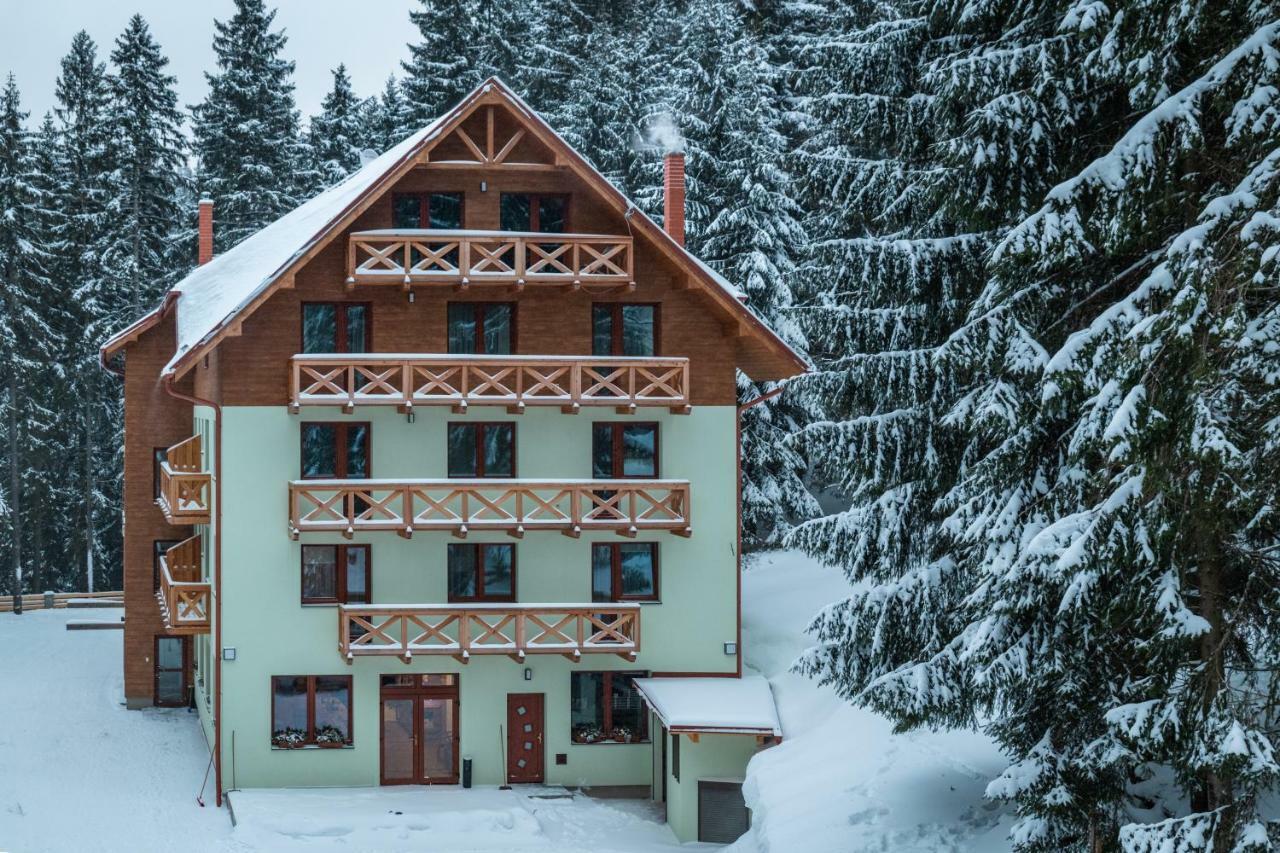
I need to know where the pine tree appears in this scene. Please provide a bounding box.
[306,64,363,190]
[401,0,484,130]
[101,13,186,330]
[192,0,305,250]
[368,75,409,149]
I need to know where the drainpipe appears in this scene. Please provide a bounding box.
[734,383,790,678]
[162,371,223,808]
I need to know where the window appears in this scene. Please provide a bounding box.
[301,544,371,604]
[447,543,515,602]
[447,303,515,354]
[153,539,181,592]
[672,732,680,781]
[153,447,168,499]
[392,192,464,229]
[447,423,515,477]
[592,423,658,478]
[301,422,370,479]
[570,671,649,743]
[592,543,658,602]
[271,675,352,747]
[592,304,658,357]
[500,193,568,233]
[301,303,370,354]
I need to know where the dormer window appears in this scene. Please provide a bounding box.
[392,192,464,229]
[500,193,567,233]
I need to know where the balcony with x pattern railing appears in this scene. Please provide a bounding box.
[289,354,691,414]
[288,479,692,540]
[345,230,633,290]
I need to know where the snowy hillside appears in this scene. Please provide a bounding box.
[734,551,1014,852]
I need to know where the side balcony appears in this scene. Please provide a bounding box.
[157,435,212,526]
[346,230,634,291]
[156,535,210,635]
[289,479,692,539]
[339,603,640,665]
[289,354,691,415]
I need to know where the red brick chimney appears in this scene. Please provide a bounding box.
[198,196,214,266]
[663,152,685,247]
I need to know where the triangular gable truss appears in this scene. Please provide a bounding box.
[123,78,805,380]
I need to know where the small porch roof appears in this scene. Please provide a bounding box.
[633,676,782,737]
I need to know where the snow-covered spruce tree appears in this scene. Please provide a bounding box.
[401,0,485,130]
[192,0,305,251]
[360,76,408,152]
[940,9,1280,851]
[101,13,187,330]
[683,0,815,546]
[49,30,121,593]
[305,64,364,190]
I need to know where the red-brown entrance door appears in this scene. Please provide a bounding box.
[380,676,460,785]
[506,693,544,783]
[153,636,188,707]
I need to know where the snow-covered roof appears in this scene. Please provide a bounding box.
[634,676,782,736]
[162,115,452,375]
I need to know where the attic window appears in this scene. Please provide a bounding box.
[392,192,464,229]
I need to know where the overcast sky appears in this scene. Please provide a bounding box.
[2,0,419,122]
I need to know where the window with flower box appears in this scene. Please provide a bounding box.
[270,675,353,748]
[570,671,649,744]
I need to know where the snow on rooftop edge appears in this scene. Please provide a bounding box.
[162,115,450,375]
[634,675,782,736]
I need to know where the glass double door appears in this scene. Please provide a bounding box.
[381,687,459,785]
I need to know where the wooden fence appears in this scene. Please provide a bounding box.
[0,590,123,613]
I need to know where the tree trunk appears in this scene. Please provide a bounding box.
[82,396,95,595]
[8,368,22,614]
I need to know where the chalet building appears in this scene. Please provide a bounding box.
[100,78,803,844]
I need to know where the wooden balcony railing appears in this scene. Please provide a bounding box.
[157,435,211,525]
[289,479,691,539]
[289,354,691,414]
[156,534,210,634]
[338,603,641,664]
[346,230,634,289]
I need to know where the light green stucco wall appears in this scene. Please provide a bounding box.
[658,714,760,843]
[212,404,739,790]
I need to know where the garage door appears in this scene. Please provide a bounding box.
[698,780,750,843]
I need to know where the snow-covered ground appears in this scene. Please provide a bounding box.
[0,554,1013,852]
[734,550,1014,852]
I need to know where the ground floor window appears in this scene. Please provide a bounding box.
[271,675,353,747]
[570,671,649,744]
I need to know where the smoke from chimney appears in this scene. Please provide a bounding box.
[198,196,214,266]
[645,113,686,154]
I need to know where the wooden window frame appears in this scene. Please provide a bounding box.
[672,731,680,782]
[270,674,354,747]
[592,302,661,356]
[447,422,517,478]
[154,635,189,708]
[300,421,372,480]
[570,670,651,744]
[391,191,466,229]
[153,447,168,499]
[446,542,517,603]
[153,539,181,593]
[592,542,659,602]
[593,421,660,479]
[499,192,570,232]
[446,302,518,355]
[299,302,372,354]
[301,543,372,605]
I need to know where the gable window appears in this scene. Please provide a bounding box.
[153,539,181,592]
[447,543,515,602]
[302,303,370,354]
[592,304,658,357]
[271,675,352,747]
[301,422,370,479]
[592,422,658,478]
[392,192,464,229]
[302,544,371,605]
[448,423,515,477]
[570,671,650,744]
[592,543,658,602]
[447,302,515,354]
[500,193,568,233]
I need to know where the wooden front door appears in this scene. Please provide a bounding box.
[506,693,544,784]
[380,677,460,785]
[153,636,188,707]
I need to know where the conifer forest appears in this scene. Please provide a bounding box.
[1,1,1278,849]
